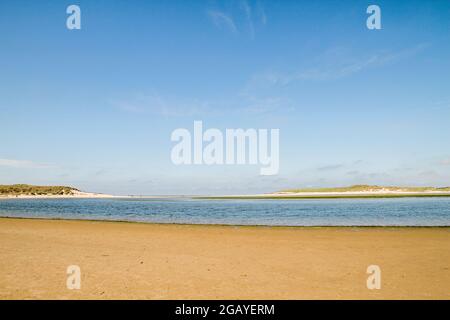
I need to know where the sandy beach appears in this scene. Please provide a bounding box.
[0,218,449,299]
[0,191,116,199]
[203,191,450,199]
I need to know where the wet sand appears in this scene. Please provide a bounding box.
[0,218,449,299]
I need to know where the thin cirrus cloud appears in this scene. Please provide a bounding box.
[316,164,345,171]
[0,158,53,169]
[207,0,266,38]
[207,10,238,34]
[316,160,364,172]
[113,93,219,117]
[113,92,294,117]
[248,43,430,88]
[239,0,254,38]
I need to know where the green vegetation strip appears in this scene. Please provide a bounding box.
[280,184,450,193]
[197,194,450,200]
[0,184,78,196]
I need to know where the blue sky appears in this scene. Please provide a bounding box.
[0,0,449,195]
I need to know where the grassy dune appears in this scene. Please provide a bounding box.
[199,194,450,200]
[0,184,79,196]
[199,185,450,200]
[280,185,450,193]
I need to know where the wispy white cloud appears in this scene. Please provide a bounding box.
[207,10,238,34]
[113,93,218,117]
[240,0,254,38]
[207,1,266,37]
[256,1,266,25]
[238,95,294,114]
[439,158,450,166]
[113,91,294,117]
[316,164,345,171]
[0,158,53,169]
[429,99,450,111]
[248,43,430,87]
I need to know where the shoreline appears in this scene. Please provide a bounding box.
[1,217,449,299]
[2,192,450,200]
[198,192,450,199]
[1,215,449,228]
[0,192,117,200]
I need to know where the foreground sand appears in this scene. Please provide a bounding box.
[0,218,449,299]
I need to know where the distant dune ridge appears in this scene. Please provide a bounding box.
[199,184,450,199]
[1,184,450,199]
[0,184,113,198]
[279,185,450,194]
[0,184,79,196]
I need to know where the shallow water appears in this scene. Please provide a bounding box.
[0,197,449,226]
